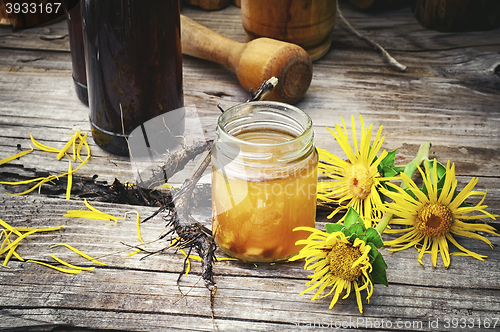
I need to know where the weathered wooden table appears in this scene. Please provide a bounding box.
[1,2,499,331]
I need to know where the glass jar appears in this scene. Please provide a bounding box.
[82,0,183,156]
[211,101,318,262]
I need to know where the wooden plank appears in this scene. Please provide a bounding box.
[1,3,500,331]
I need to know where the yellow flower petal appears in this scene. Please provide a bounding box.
[51,254,96,271]
[66,160,73,200]
[27,259,82,274]
[50,243,107,266]
[30,133,60,153]
[0,230,37,256]
[65,200,124,221]
[0,148,33,166]
[56,136,75,161]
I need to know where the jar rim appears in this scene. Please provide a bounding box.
[217,101,313,147]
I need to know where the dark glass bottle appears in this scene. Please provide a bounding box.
[64,0,88,106]
[82,0,184,156]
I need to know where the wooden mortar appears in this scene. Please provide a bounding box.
[240,0,337,61]
[181,15,313,104]
[184,0,230,11]
[413,0,500,31]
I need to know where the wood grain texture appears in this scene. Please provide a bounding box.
[0,196,499,331]
[0,2,500,331]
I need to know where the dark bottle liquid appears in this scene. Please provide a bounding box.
[82,0,184,156]
[64,0,88,106]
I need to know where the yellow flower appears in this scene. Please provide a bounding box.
[383,159,499,268]
[290,227,373,313]
[317,115,390,227]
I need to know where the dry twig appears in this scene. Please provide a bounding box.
[337,1,407,72]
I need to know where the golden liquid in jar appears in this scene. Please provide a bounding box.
[212,130,317,262]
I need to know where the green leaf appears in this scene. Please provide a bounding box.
[344,208,366,231]
[422,159,447,194]
[459,201,472,208]
[325,223,344,234]
[341,228,352,237]
[377,149,405,178]
[404,187,417,201]
[367,242,378,261]
[393,166,405,174]
[380,166,397,178]
[371,251,388,270]
[370,253,388,286]
[366,228,383,249]
[379,149,397,169]
[348,223,365,236]
[349,233,359,242]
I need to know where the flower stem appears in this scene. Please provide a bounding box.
[375,142,432,234]
[400,142,432,190]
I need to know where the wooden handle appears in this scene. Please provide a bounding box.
[181,15,312,104]
[181,15,242,69]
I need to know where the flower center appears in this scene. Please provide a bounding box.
[346,164,374,200]
[416,203,454,237]
[326,242,363,281]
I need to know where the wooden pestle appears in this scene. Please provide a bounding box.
[181,15,313,104]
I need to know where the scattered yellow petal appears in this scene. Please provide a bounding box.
[3,131,90,197]
[124,211,144,256]
[1,230,10,251]
[56,137,75,161]
[131,211,142,243]
[8,176,59,196]
[3,243,22,266]
[66,160,73,200]
[27,259,82,274]
[64,199,124,221]
[51,254,96,271]
[0,218,23,237]
[63,210,121,221]
[30,133,60,153]
[76,132,88,163]
[0,230,37,256]
[84,199,101,214]
[184,251,202,262]
[50,243,107,266]
[126,249,142,257]
[215,257,238,261]
[11,225,64,233]
[9,244,24,262]
[0,148,33,166]
[179,248,192,275]
[71,130,80,161]
[0,177,51,186]
[0,221,63,264]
